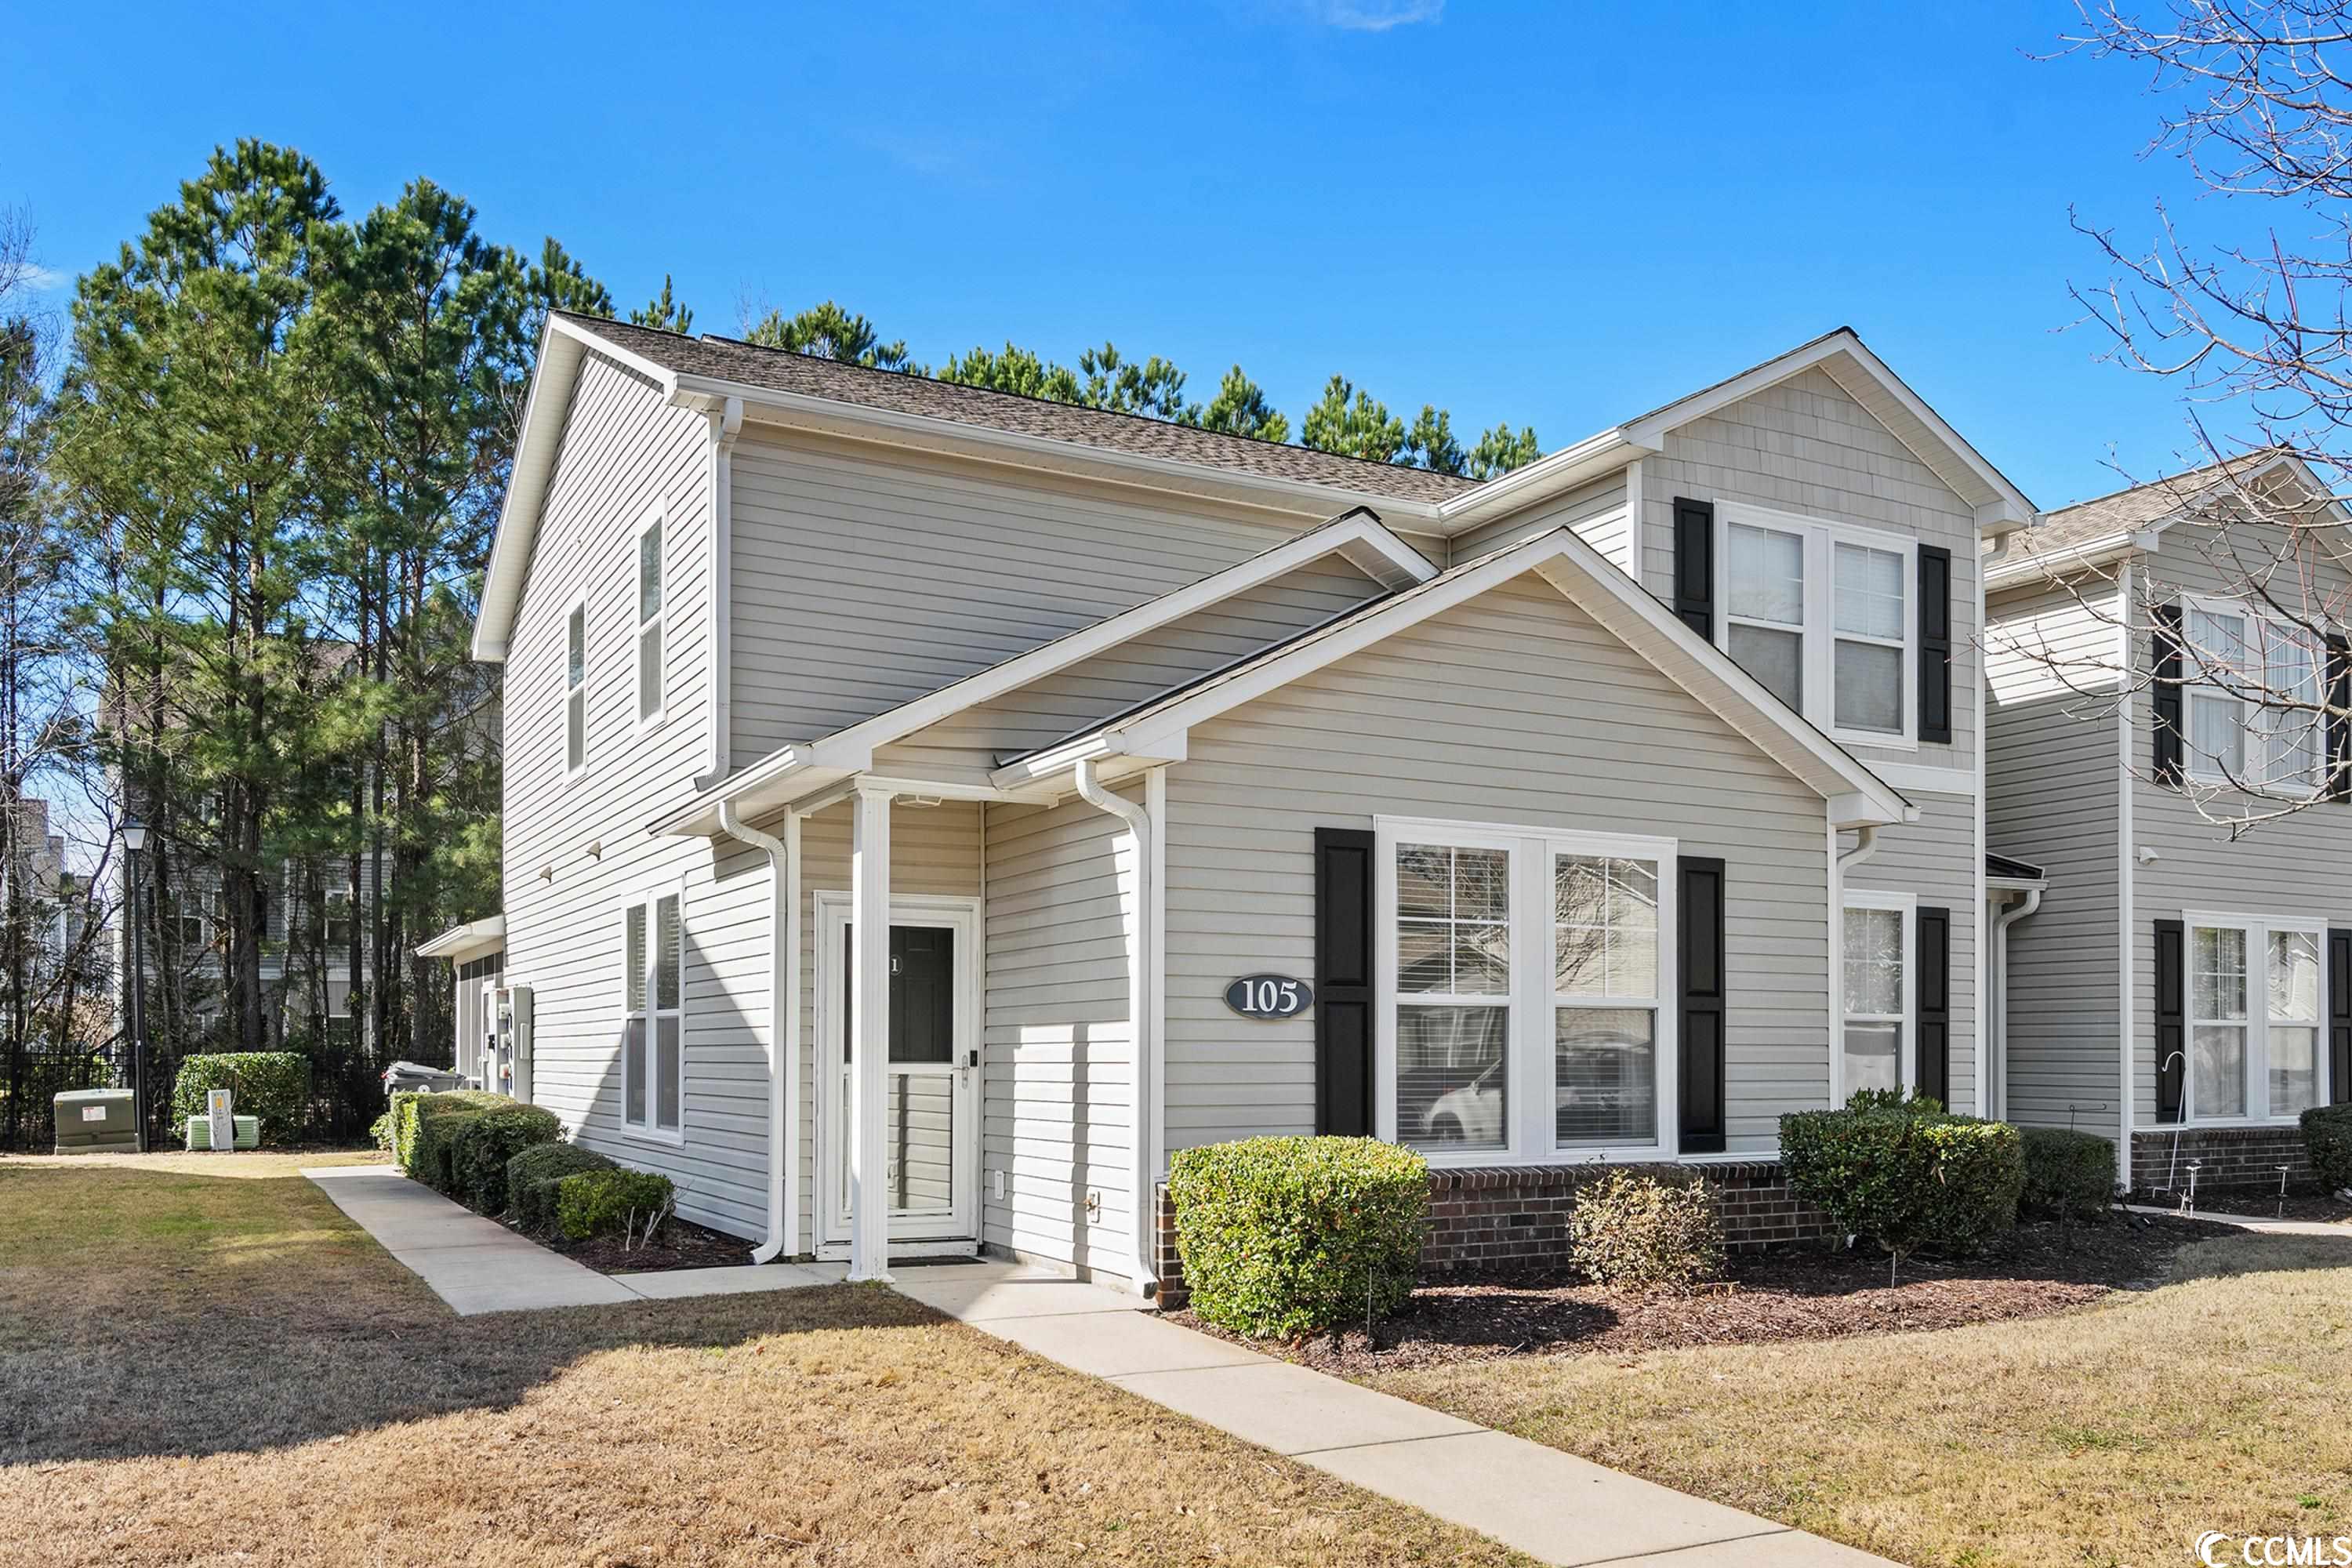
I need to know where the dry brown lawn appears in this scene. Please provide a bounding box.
[1365,1227,2352,1568]
[0,1152,1529,1567]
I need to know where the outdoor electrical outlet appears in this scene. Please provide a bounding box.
[993,1169,1005,1201]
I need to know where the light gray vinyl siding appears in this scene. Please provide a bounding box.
[499,350,782,1239]
[1161,572,1835,1158]
[1843,793,1980,1112]
[872,557,1385,779]
[1449,474,1630,570]
[2129,542,2352,1123]
[1631,365,1984,773]
[726,428,1352,760]
[981,789,1135,1280]
[1984,576,2124,1136]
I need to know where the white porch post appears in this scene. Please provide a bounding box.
[848,783,895,1282]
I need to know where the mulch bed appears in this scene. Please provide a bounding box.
[1170,1212,2239,1375]
[536,1215,752,1274]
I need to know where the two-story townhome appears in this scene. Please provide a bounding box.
[1985,452,2352,1197]
[466,314,2032,1292]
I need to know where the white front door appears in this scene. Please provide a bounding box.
[816,897,979,1248]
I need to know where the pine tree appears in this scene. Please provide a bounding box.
[630,274,692,334]
[1184,365,1290,442]
[742,299,914,369]
[1466,422,1543,479]
[1301,375,1411,464]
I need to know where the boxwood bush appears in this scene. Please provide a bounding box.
[393,1090,514,1192]
[557,1167,677,1243]
[2303,1104,2352,1194]
[1167,1135,1429,1340]
[509,1142,617,1231]
[169,1053,310,1146]
[1568,1170,1724,1292]
[2019,1127,2117,1231]
[1780,1090,2024,1282]
[452,1107,564,1214]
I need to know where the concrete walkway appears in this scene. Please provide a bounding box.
[2122,1201,2352,1240]
[303,1167,844,1314]
[900,1261,1895,1568]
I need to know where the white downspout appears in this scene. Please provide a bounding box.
[1074,758,1160,1298]
[1836,823,1881,873]
[1991,888,2042,1123]
[719,800,795,1263]
[696,397,744,790]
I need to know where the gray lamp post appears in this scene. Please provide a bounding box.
[122,820,147,1153]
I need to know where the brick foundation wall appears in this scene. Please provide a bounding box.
[1152,1160,1830,1308]
[2130,1125,2314,1197]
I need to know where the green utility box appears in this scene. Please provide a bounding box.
[185,1115,260,1151]
[53,1087,137,1154]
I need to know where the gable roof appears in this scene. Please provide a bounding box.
[1990,449,2347,586]
[989,526,1914,829]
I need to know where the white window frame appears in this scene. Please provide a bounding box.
[1835,889,1915,1106]
[633,508,666,731]
[322,883,355,950]
[2178,592,2326,800]
[564,597,588,781]
[1374,815,1679,1167]
[2183,909,2327,1126]
[1714,501,1919,751]
[619,881,687,1144]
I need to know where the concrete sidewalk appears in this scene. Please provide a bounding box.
[900,1262,1895,1568]
[2122,1201,2352,1240]
[303,1167,844,1314]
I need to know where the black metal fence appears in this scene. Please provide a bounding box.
[0,1044,115,1153]
[0,1027,403,1153]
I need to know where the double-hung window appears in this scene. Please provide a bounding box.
[636,514,664,726]
[564,601,587,777]
[2181,597,2325,797]
[1719,505,1916,747]
[622,889,684,1138]
[2187,914,2323,1122]
[1839,894,1912,1100]
[1381,818,1675,1161]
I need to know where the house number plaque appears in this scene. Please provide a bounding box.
[1224,975,1312,1019]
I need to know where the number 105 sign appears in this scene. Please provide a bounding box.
[1224,974,1313,1019]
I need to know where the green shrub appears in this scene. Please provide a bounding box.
[557,1167,677,1243]
[452,1107,564,1214]
[1780,1090,2024,1283]
[393,1090,514,1192]
[508,1142,617,1232]
[1167,1135,1428,1340]
[2303,1105,2352,1194]
[2020,1127,2117,1230]
[368,1108,397,1154]
[169,1053,310,1146]
[1568,1170,1725,1292]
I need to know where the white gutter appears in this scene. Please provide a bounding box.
[2114,561,2136,1171]
[1073,758,1160,1297]
[718,800,796,1262]
[1991,887,2044,1123]
[697,397,744,789]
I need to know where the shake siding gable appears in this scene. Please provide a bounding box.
[501,350,776,1238]
[1160,572,1833,1158]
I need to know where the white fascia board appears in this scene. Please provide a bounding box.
[1428,429,1653,532]
[989,730,1186,793]
[416,914,506,962]
[1984,531,2134,588]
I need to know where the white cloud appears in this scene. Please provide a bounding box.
[1312,0,1443,30]
[16,263,67,293]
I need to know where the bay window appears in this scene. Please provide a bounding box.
[1381,818,1675,1160]
[622,888,684,1138]
[2181,597,2324,796]
[2186,913,2325,1122]
[1718,504,1916,747]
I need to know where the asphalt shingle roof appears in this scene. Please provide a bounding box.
[2024,452,2280,556]
[561,313,1481,506]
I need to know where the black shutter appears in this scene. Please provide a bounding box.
[2331,928,2352,1104]
[1918,545,1953,745]
[2328,634,2350,802]
[2152,603,2185,786]
[1671,498,1715,640]
[2154,917,2186,1123]
[1314,827,1376,1136]
[1915,906,1951,1106]
[1677,856,1727,1153]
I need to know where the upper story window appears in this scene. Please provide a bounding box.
[2186,914,2322,1123]
[324,884,354,949]
[1719,505,1916,748]
[564,601,587,777]
[2180,597,2325,797]
[636,514,665,726]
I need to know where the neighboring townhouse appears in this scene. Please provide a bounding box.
[1985,453,2352,1196]
[463,314,2031,1291]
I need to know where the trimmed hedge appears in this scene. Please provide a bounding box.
[1568,1170,1724,1292]
[509,1142,617,1232]
[453,1107,564,1214]
[2304,1104,2352,1194]
[392,1091,514,1192]
[557,1167,677,1242]
[169,1053,310,1147]
[1780,1090,2024,1281]
[1167,1135,1429,1340]
[2020,1127,2116,1229]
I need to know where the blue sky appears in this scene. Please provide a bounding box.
[2,2,2267,508]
